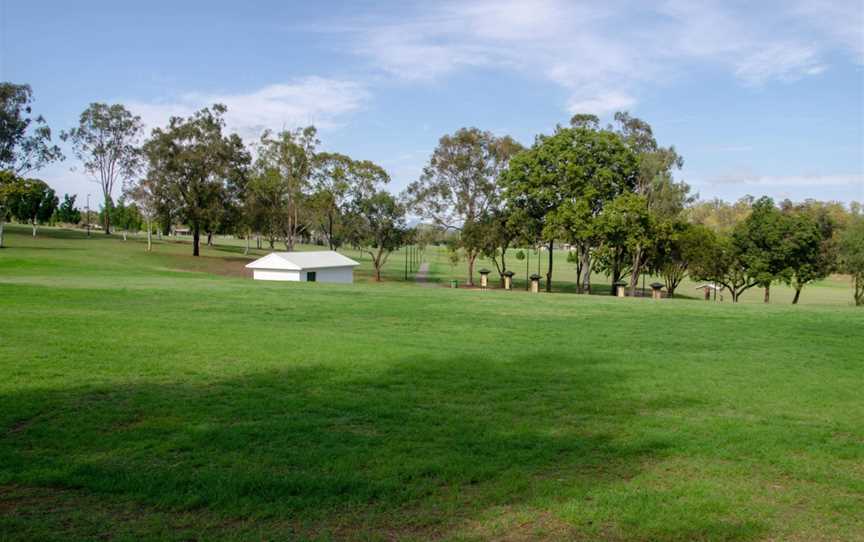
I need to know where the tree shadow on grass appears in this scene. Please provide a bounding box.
[0,354,766,541]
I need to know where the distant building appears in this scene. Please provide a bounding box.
[245,251,359,283]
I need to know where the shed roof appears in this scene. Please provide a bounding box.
[245,251,359,271]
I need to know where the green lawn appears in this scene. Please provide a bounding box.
[1,225,862,541]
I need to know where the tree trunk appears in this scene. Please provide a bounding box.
[0,220,4,248]
[244,232,250,255]
[466,251,477,286]
[792,287,802,304]
[104,197,111,234]
[123,230,127,241]
[854,275,863,306]
[545,240,553,292]
[207,231,213,246]
[580,247,591,294]
[628,247,643,297]
[763,284,770,304]
[32,219,37,237]
[193,226,200,256]
[146,220,152,252]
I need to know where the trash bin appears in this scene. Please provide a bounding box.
[450,280,458,289]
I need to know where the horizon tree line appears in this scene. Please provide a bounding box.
[1,81,862,304]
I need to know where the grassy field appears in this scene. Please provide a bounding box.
[1,224,862,541]
[98,227,856,305]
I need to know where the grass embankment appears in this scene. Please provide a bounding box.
[1,225,862,541]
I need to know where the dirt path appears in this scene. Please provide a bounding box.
[415,262,435,287]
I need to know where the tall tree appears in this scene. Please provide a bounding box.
[407,127,522,286]
[348,190,407,282]
[838,217,864,306]
[503,126,637,292]
[610,112,689,294]
[62,103,144,234]
[0,83,64,175]
[143,104,250,256]
[250,127,318,251]
[311,153,389,250]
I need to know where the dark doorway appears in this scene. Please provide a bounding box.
[306,271,317,282]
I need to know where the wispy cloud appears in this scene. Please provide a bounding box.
[127,77,369,139]
[703,171,864,187]
[325,0,863,114]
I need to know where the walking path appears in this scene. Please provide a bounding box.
[414,262,435,287]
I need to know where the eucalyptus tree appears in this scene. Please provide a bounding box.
[0,83,64,175]
[62,103,144,234]
[143,104,250,256]
[311,152,389,250]
[347,190,407,282]
[125,178,159,251]
[407,127,522,286]
[250,126,318,251]
[609,112,690,294]
[503,126,637,292]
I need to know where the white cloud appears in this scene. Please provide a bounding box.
[127,77,369,139]
[704,172,863,187]
[733,43,826,85]
[329,0,862,115]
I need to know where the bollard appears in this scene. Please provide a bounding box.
[503,270,514,290]
[479,268,490,290]
[530,274,541,293]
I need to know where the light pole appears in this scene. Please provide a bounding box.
[86,193,91,238]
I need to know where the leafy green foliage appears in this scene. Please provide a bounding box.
[0,83,64,175]
[61,103,144,234]
[838,217,864,305]
[407,127,522,285]
[348,190,407,281]
[143,105,250,256]
[248,126,318,251]
[502,126,638,291]
[56,193,81,224]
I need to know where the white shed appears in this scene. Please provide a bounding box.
[245,251,359,283]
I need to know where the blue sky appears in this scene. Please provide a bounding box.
[2,0,863,205]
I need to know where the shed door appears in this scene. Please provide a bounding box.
[306,271,316,282]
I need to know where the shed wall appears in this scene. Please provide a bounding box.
[252,270,301,281]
